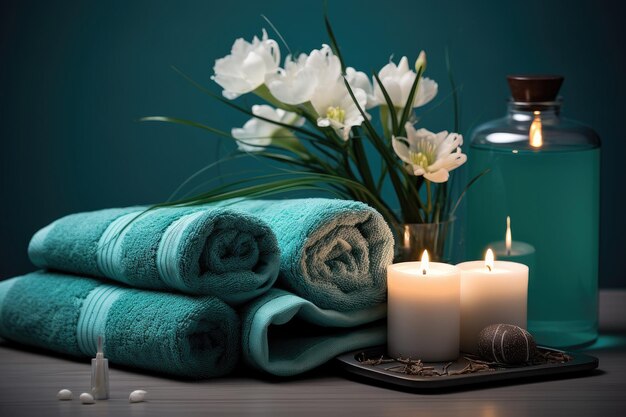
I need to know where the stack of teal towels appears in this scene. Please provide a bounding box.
[0,199,394,378]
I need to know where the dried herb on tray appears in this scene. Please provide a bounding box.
[356,348,572,377]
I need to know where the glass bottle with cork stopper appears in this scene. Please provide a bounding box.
[466,75,600,348]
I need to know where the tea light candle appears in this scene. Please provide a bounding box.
[457,249,529,354]
[489,217,535,267]
[387,251,461,362]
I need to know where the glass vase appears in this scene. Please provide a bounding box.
[466,75,600,348]
[394,218,456,263]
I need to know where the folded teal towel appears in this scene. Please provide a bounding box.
[28,206,280,304]
[218,199,394,311]
[0,271,239,378]
[241,289,386,376]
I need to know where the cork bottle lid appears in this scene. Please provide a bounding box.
[507,75,564,102]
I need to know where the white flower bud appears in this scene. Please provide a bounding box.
[415,50,427,73]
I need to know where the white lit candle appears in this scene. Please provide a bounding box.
[457,249,529,354]
[387,251,461,361]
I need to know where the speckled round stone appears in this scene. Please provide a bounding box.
[477,324,536,364]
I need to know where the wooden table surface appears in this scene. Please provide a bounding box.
[1,290,625,417]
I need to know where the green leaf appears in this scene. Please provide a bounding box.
[178,169,278,200]
[261,14,292,56]
[168,151,248,201]
[140,116,232,138]
[159,171,400,228]
[373,72,399,134]
[342,77,423,222]
[350,128,376,192]
[255,152,320,170]
[170,66,329,142]
[449,168,491,218]
[140,116,316,159]
[445,47,460,132]
[396,65,424,136]
[323,1,346,73]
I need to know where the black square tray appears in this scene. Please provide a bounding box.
[335,345,598,391]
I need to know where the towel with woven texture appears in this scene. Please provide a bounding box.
[28,206,280,305]
[217,198,394,312]
[0,271,239,378]
[241,289,386,376]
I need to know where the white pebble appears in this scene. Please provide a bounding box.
[80,392,95,404]
[129,390,147,403]
[57,389,73,400]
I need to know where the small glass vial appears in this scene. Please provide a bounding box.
[91,336,109,400]
[466,75,600,348]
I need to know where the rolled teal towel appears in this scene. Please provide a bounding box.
[0,271,240,378]
[241,289,386,376]
[28,206,280,304]
[218,199,394,311]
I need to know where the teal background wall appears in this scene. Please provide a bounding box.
[1,0,624,286]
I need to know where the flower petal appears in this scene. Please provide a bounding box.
[341,126,351,141]
[222,90,240,100]
[412,166,425,176]
[392,136,413,165]
[317,118,331,128]
[266,63,318,105]
[375,78,403,107]
[347,67,378,109]
[413,77,438,107]
[432,130,449,148]
[212,30,280,99]
[404,122,419,142]
[424,169,450,183]
[252,104,279,121]
[397,56,410,73]
[435,132,462,159]
[428,149,467,172]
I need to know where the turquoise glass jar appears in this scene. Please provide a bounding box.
[467,76,600,348]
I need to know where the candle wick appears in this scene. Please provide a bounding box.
[422,269,426,275]
[506,249,511,256]
[486,265,492,272]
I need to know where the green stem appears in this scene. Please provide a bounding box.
[342,78,421,219]
[433,182,446,224]
[407,176,428,223]
[380,106,391,140]
[351,131,377,193]
[425,180,432,220]
[372,72,399,134]
[376,164,388,193]
[395,66,424,137]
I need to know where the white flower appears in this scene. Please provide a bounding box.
[392,122,466,183]
[305,44,343,91]
[212,29,280,99]
[373,55,438,109]
[265,45,367,140]
[265,45,343,106]
[346,67,377,109]
[231,105,304,152]
[312,79,367,141]
[265,54,318,105]
[304,46,368,140]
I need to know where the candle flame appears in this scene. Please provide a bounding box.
[529,111,543,148]
[485,248,495,272]
[505,216,512,256]
[421,250,429,275]
[403,225,410,247]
